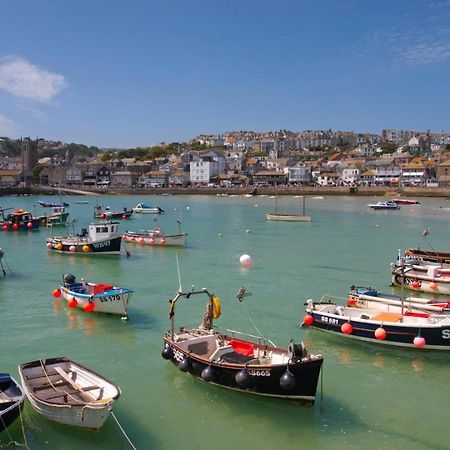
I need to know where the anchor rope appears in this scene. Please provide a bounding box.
[111,411,137,450]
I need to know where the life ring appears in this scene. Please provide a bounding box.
[212,297,221,319]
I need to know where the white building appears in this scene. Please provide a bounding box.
[189,151,227,184]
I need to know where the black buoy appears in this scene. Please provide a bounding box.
[161,346,173,360]
[235,368,251,387]
[280,368,296,390]
[178,357,192,372]
[201,365,216,382]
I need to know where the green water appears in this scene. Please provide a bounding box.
[0,194,449,450]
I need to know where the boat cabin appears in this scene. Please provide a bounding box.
[88,222,120,241]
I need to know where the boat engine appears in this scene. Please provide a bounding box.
[63,273,76,287]
[288,341,307,361]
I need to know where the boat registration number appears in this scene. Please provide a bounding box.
[99,295,122,303]
[320,316,339,325]
[247,369,270,377]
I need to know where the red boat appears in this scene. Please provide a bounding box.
[1,208,40,231]
[392,199,420,205]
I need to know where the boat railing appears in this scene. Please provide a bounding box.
[316,294,347,304]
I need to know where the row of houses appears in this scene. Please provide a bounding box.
[1,146,450,189]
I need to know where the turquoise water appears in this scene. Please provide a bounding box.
[0,194,449,450]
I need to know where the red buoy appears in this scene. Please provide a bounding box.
[341,322,353,334]
[68,298,78,308]
[411,281,420,289]
[2,225,8,231]
[374,327,386,340]
[52,289,61,298]
[13,223,19,230]
[413,336,426,348]
[27,222,33,228]
[83,302,95,313]
[122,214,126,219]
[303,314,314,326]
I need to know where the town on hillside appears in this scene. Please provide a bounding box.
[0,128,449,189]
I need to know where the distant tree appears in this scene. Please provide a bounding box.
[380,142,397,154]
[101,152,112,161]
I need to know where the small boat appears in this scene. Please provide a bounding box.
[404,248,450,264]
[18,357,120,429]
[46,221,122,255]
[392,199,420,205]
[303,294,450,350]
[162,285,323,403]
[132,203,164,214]
[40,205,69,226]
[0,208,40,231]
[266,195,312,222]
[56,273,134,317]
[94,205,133,220]
[38,200,69,208]
[368,201,400,210]
[122,221,187,247]
[346,286,450,314]
[75,200,89,204]
[391,255,450,295]
[0,373,25,432]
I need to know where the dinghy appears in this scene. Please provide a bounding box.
[18,357,120,429]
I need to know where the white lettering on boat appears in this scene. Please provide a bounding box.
[320,316,339,325]
[442,329,450,339]
[92,240,111,249]
[247,369,270,376]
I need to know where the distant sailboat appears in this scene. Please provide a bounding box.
[266,195,312,222]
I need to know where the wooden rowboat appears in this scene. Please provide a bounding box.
[18,357,120,429]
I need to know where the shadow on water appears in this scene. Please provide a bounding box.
[161,363,367,449]
[2,402,159,450]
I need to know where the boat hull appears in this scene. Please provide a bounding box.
[0,374,25,432]
[122,232,187,247]
[18,357,120,430]
[163,337,323,403]
[391,271,450,295]
[60,286,133,316]
[266,214,312,222]
[47,236,122,255]
[305,307,450,350]
[1,218,40,231]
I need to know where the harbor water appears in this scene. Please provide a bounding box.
[0,194,449,450]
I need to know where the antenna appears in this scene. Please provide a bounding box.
[176,253,182,293]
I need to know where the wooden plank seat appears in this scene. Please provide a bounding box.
[33,380,72,392]
[0,391,12,403]
[26,369,69,381]
[37,385,100,403]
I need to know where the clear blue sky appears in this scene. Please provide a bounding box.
[1,0,449,148]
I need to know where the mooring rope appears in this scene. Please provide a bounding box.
[111,411,137,450]
[0,401,29,449]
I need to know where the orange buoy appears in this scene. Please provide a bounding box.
[52,289,61,298]
[303,314,314,326]
[413,336,426,348]
[374,327,386,340]
[83,302,95,313]
[341,322,353,334]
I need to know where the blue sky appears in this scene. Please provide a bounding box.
[1,0,450,148]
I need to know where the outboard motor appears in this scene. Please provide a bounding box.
[288,340,307,362]
[63,273,76,287]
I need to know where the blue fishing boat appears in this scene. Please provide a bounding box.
[0,208,40,231]
[0,373,25,432]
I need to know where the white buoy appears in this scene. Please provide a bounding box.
[186,206,190,210]
[246,229,251,234]
[240,254,253,268]
[218,233,223,237]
